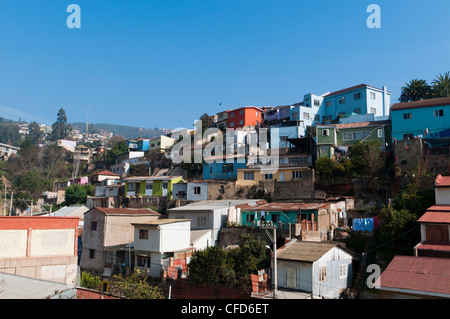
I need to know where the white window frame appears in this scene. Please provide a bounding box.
[292,171,302,179]
[339,264,347,278]
[322,129,330,137]
[319,266,327,282]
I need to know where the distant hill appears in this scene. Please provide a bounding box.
[71,122,173,140]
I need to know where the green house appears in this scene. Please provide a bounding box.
[315,120,391,159]
[124,176,186,200]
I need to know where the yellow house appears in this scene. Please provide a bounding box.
[236,166,310,187]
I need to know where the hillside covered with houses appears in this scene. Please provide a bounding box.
[0,80,449,300]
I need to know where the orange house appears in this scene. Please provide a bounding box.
[227,106,264,129]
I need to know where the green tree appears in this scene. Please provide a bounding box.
[188,246,236,287]
[0,122,21,146]
[105,140,128,165]
[51,108,72,141]
[65,184,88,205]
[28,121,43,145]
[431,71,450,98]
[113,270,165,299]
[399,79,432,102]
[16,169,51,195]
[315,157,335,184]
[80,271,102,290]
[348,140,385,179]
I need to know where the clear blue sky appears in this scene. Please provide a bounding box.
[0,0,449,130]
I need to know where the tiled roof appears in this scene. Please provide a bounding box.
[391,97,450,111]
[91,170,120,177]
[435,174,450,187]
[375,256,450,297]
[91,207,160,216]
[417,205,450,224]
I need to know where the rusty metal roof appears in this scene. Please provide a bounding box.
[276,240,346,263]
[417,205,450,224]
[376,256,450,297]
[241,202,330,212]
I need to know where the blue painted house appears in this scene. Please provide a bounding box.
[391,97,450,141]
[137,139,150,152]
[321,84,391,123]
[203,154,248,180]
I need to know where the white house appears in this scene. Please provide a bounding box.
[132,219,199,278]
[434,174,450,205]
[275,239,354,299]
[167,200,263,246]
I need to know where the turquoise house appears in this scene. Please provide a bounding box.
[391,97,450,141]
[240,202,329,229]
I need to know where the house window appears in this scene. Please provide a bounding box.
[146,183,153,190]
[404,113,412,120]
[354,108,361,114]
[370,92,376,100]
[377,129,383,138]
[339,112,346,117]
[314,114,321,122]
[239,120,244,125]
[240,109,244,115]
[264,174,273,180]
[326,101,332,107]
[338,97,345,104]
[319,266,327,282]
[371,108,376,114]
[139,229,149,240]
[194,186,201,194]
[292,112,298,120]
[90,221,97,231]
[339,264,348,278]
[222,164,234,173]
[322,129,330,137]
[230,122,235,128]
[246,214,255,224]
[162,182,168,189]
[272,214,280,224]
[324,115,332,123]
[314,99,320,106]
[292,171,302,179]
[342,131,370,141]
[138,256,150,267]
[434,109,444,117]
[89,249,95,259]
[197,216,208,227]
[303,112,310,120]
[244,172,255,180]
[354,93,361,100]
[128,183,136,191]
[256,111,258,116]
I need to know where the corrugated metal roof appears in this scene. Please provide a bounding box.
[242,202,330,212]
[276,241,340,263]
[376,256,450,297]
[131,219,191,226]
[391,97,450,111]
[0,273,75,299]
[124,176,184,181]
[92,207,160,216]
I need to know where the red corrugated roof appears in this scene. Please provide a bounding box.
[391,97,450,111]
[435,174,450,187]
[376,256,450,296]
[415,241,450,253]
[92,207,160,216]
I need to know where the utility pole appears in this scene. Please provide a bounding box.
[264,226,277,299]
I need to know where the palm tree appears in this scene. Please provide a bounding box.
[431,71,450,98]
[399,79,432,103]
